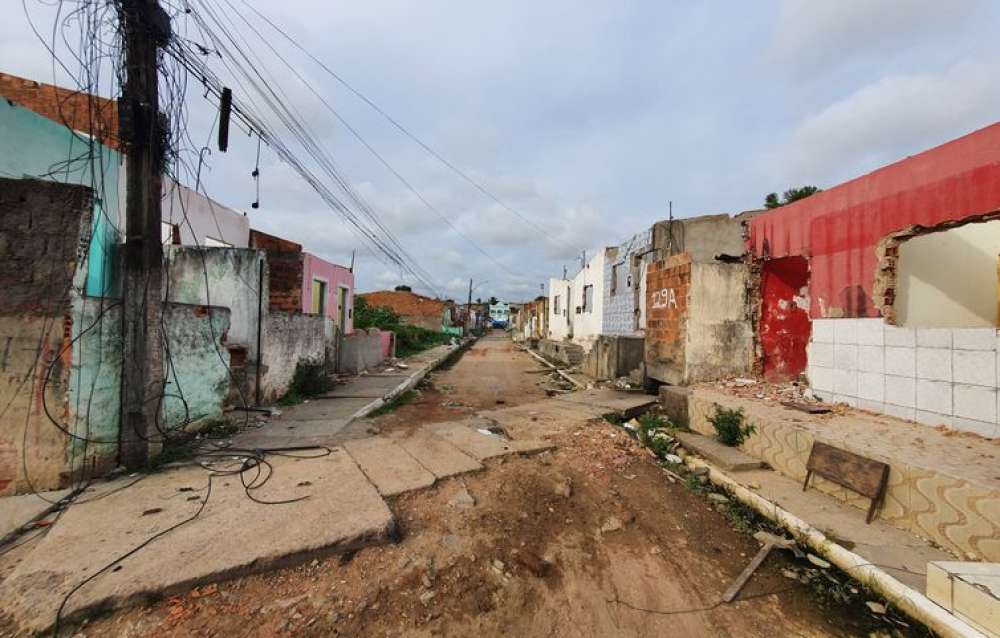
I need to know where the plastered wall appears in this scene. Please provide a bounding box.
[895,219,1000,328]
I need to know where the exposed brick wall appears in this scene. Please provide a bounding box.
[0,71,121,150]
[249,229,303,312]
[0,177,94,315]
[0,178,96,495]
[644,254,691,385]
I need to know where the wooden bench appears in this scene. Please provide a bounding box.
[802,442,889,524]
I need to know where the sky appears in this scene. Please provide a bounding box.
[5,0,1000,302]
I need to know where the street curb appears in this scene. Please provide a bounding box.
[677,451,987,638]
[347,338,477,422]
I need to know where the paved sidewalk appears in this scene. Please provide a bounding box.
[232,344,458,450]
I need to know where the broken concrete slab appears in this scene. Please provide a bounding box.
[675,431,764,472]
[0,489,70,539]
[390,431,483,479]
[554,388,657,419]
[344,437,436,496]
[425,422,554,461]
[0,450,394,634]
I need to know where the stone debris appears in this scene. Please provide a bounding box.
[865,601,887,615]
[553,478,573,498]
[806,554,831,569]
[707,493,730,505]
[599,516,624,534]
[447,488,476,509]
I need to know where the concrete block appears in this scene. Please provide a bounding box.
[916,410,952,428]
[884,324,916,347]
[953,384,997,423]
[834,319,858,345]
[807,342,834,368]
[834,344,858,371]
[885,375,916,408]
[953,328,996,351]
[954,575,1000,636]
[885,346,915,377]
[856,319,884,346]
[808,365,834,392]
[952,416,998,438]
[916,347,951,382]
[929,562,1000,637]
[344,437,436,496]
[954,350,996,387]
[857,372,885,402]
[917,328,952,348]
[812,319,835,344]
[857,345,884,373]
[674,432,764,471]
[883,403,916,421]
[833,368,858,396]
[658,385,691,427]
[916,379,952,415]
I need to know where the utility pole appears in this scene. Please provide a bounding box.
[466,278,473,335]
[119,0,170,469]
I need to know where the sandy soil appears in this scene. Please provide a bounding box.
[73,335,915,638]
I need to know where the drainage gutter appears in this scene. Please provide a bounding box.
[679,452,987,638]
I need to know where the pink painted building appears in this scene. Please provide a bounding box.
[302,253,354,335]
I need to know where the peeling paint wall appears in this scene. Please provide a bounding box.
[749,122,1000,319]
[162,304,232,428]
[259,311,326,403]
[760,256,811,381]
[165,246,266,362]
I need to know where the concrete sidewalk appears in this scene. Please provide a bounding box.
[232,343,461,449]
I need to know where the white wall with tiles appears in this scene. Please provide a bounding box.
[807,318,999,438]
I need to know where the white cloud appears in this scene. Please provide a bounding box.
[784,61,1000,184]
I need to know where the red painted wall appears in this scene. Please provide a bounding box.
[749,122,1000,318]
[760,257,811,381]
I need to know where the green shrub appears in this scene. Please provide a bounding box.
[709,406,756,446]
[354,297,452,357]
[278,361,333,405]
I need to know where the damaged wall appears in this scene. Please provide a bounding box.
[259,311,327,403]
[338,328,388,375]
[165,246,266,362]
[749,122,1000,319]
[161,304,233,429]
[645,254,752,385]
[759,256,811,381]
[0,178,108,495]
[603,229,653,336]
[894,219,1000,328]
[581,335,645,381]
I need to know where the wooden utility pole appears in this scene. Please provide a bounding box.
[119,0,170,468]
[466,278,473,335]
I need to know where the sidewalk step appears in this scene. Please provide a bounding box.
[344,437,436,497]
[392,431,483,479]
[427,422,554,460]
[675,431,765,472]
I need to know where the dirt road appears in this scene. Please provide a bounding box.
[78,335,910,637]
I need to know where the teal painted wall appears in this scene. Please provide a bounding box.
[162,304,232,429]
[0,100,122,297]
[67,298,123,469]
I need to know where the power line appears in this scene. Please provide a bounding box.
[237,0,582,256]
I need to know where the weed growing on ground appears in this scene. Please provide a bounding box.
[278,361,334,406]
[709,406,756,446]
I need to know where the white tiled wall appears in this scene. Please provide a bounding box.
[807,318,999,438]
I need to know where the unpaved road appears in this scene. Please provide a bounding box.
[77,334,909,637]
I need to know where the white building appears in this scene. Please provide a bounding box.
[546,248,610,351]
